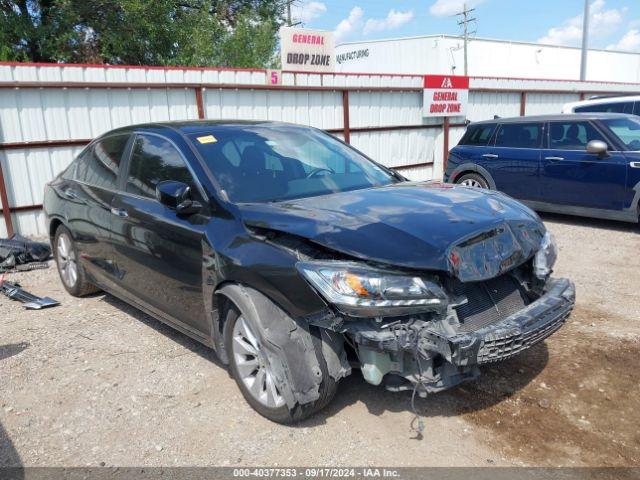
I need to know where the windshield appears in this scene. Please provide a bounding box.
[601,117,640,151]
[187,125,397,203]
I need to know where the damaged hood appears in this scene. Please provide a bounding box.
[238,182,546,281]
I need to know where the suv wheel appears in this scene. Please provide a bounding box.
[53,226,99,297]
[224,302,337,424]
[456,173,489,189]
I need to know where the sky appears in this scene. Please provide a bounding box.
[291,0,640,51]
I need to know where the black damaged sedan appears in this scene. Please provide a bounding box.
[44,121,575,423]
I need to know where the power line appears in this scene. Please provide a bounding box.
[455,2,477,76]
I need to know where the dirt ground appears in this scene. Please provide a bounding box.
[0,213,638,467]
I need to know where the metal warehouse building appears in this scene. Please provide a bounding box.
[335,34,640,82]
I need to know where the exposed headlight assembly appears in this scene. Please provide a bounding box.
[296,261,447,317]
[534,231,558,279]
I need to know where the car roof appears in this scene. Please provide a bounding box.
[470,113,634,125]
[105,120,302,137]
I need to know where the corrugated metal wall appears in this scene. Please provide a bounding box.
[1,62,639,237]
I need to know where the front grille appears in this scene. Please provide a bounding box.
[452,275,528,333]
[477,301,572,364]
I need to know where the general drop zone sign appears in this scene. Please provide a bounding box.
[280,27,335,73]
[423,75,469,117]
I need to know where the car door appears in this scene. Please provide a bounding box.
[487,122,543,201]
[109,132,211,336]
[540,120,627,211]
[447,122,498,180]
[64,134,131,286]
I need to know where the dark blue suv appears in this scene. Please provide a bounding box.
[444,113,640,223]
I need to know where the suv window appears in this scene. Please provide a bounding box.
[574,101,633,114]
[459,123,497,146]
[126,134,198,199]
[548,121,608,150]
[74,134,129,190]
[494,123,542,148]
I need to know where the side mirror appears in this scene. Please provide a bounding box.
[156,180,202,215]
[586,140,609,157]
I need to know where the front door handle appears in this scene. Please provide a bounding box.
[63,188,78,199]
[545,156,564,162]
[110,207,129,218]
[482,154,499,159]
[630,162,640,169]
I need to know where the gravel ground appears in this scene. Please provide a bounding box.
[0,213,638,467]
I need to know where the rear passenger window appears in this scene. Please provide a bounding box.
[74,134,129,190]
[548,122,608,150]
[459,124,496,146]
[575,102,633,114]
[126,134,198,199]
[494,123,542,148]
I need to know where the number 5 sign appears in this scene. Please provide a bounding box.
[423,75,469,118]
[267,69,282,86]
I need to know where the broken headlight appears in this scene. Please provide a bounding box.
[296,261,447,317]
[533,231,557,279]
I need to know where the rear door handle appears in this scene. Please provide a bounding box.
[482,154,499,159]
[631,162,640,169]
[110,207,129,218]
[545,156,564,162]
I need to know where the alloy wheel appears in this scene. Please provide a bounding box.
[57,233,78,288]
[460,178,483,188]
[232,315,285,409]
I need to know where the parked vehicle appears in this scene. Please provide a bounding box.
[44,121,574,423]
[444,114,640,223]
[562,95,640,115]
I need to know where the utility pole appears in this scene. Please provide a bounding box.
[284,0,301,27]
[580,0,590,81]
[456,2,477,76]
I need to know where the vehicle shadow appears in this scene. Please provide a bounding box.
[300,341,549,428]
[98,292,549,427]
[539,212,639,234]
[100,294,226,369]
[0,343,29,362]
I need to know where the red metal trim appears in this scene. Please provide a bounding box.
[0,139,91,150]
[580,92,586,101]
[520,91,527,116]
[0,160,13,236]
[342,90,350,144]
[0,81,421,93]
[0,60,266,73]
[0,204,42,214]
[195,87,205,119]
[443,117,450,173]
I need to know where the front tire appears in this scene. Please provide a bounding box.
[456,172,489,189]
[224,303,337,424]
[53,225,99,297]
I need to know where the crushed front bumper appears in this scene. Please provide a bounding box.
[346,277,575,393]
[439,277,575,366]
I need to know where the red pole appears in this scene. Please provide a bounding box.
[443,116,450,176]
[520,91,527,116]
[342,90,351,144]
[195,87,205,119]
[0,160,14,236]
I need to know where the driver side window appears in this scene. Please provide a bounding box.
[126,134,199,200]
[548,122,608,151]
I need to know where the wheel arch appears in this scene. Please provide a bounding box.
[449,163,497,190]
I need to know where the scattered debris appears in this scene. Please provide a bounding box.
[0,234,51,273]
[0,279,60,309]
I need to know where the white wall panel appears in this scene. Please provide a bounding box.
[467,91,521,122]
[525,93,582,116]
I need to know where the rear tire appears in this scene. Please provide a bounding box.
[224,303,337,424]
[456,172,489,189]
[53,225,100,297]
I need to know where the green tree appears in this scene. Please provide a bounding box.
[0,0,284,68]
